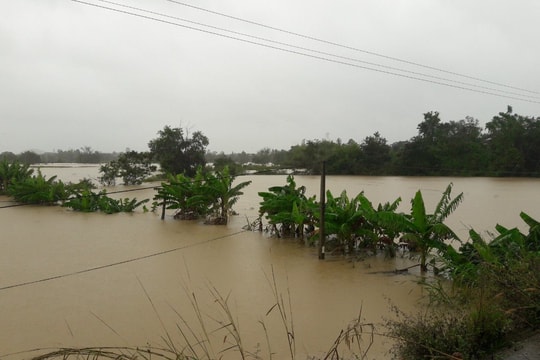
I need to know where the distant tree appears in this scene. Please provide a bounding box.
[359,132,392,175]
[18,151,41,165]
[252,148,273,164]
[99,151,156,186]
[148,126,209,176]
[485,110,540,176]
[0,152,17,162]
[78,146,101,163]
[395,112,487,175]
[326,139,362,174]
[213,156,241,175]
[232,151,252,164]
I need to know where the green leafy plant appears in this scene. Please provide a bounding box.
[99,151,156,186]
[0,158,34,193]
[154,166,250,224]
[258,175,316,238]
[7,170,69,204]
[379,183,463,272]
[202,166,252,224]
[63,189,148,213]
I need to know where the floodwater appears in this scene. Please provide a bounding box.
[1,165,539,359]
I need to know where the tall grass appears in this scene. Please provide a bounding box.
[23,268,375,360]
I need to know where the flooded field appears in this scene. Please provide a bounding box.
[1,165,539,359]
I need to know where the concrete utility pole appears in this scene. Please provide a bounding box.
[319,161,326,260]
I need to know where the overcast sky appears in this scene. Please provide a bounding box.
[1,0,539,154]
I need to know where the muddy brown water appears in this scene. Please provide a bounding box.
[1,165,539,359]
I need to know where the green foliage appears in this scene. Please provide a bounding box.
[148,125,209,176]
[97,196,149,214]
[99,151,156,186]
[98,161,119,186]
[202,166,252,224]
[258,175,317,237]
[378,183,463,271]
[117,151,156,185]
[7,170,69,204]
[63,189,101,212]
[211,156,242,175]
[154,172,206,220]
[244,109,540,177]
[485,110,540,176]
[324,190,369,252]
[386,301,508,359]
[0,158,34,193]
[18,150,41,165]
[390,212,540,359]
[154,166,250,224]
[63,189,148,213]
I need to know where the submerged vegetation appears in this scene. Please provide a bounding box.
[2,154,539,359]
[153,166,251,224]
[1,159,147,213]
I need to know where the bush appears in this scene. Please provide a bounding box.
[385,300,509,359]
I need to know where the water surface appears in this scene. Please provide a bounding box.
[1,166,538,358]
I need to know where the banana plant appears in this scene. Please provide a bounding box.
[7,170,69,205]
[0,158,34,193]
[323,190,367,253]
[203,166,252,224]
[379,183,463,272]
[258,175,309,236]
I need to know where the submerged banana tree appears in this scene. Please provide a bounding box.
[379,183,463,272]
[324,190,367,253]
[0,158,34,193]
[204,166,252,224]
[322,190,402,254]
[258,175,314,237]
[154,166,250,224]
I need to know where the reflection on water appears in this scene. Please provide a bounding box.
[1,165,539,358]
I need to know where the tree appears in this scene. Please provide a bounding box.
[99,151,156,186]
[485,110,540,176]
[212,156,241,175]
[18,150,41,165]
[148,126,209,176]
[359,132,392,175]
[77,146,101,163]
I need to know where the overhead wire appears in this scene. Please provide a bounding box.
[164,0,540,96]
[0,230,247,292]
[92,0,540,101]
[69,0,540,104]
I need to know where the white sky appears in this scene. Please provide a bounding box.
[1,0,539,154]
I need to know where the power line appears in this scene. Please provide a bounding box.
[0,230,246,292]
[93,0,540,101]
[70,0,540,104]
[164,0,540,96]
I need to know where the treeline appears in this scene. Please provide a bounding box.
[231,108,540,177]
[0,147,119,164]
[3,109,540,177]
